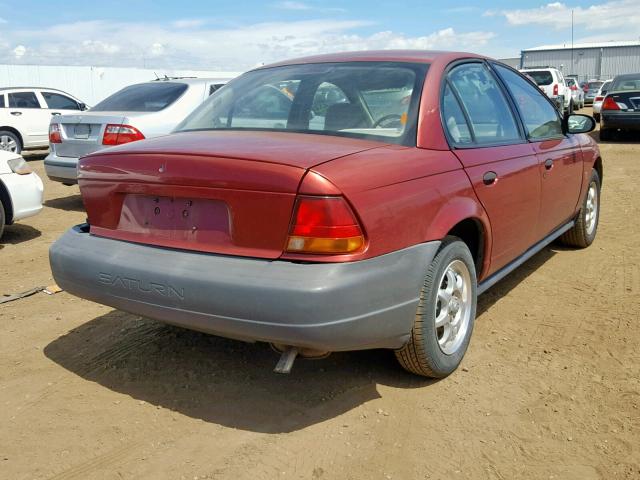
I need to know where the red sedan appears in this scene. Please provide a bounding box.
[50,51,602,377]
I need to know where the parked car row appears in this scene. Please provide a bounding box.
[598,73,640,140]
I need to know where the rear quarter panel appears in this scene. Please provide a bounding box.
[312,146,492,277]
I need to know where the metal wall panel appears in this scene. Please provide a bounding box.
[521,46,640,82]
[0,65,240,105]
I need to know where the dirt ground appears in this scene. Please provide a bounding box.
[1,110,639,480]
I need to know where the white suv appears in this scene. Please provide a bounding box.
[0,88,87,154]
[519,68,572,114]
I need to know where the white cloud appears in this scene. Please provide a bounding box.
[0,19,495,70]
[172,19,206,29]
[487,0,640,36]
[13,45,25,58]
[274,1,312,10]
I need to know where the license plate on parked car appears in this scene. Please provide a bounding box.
[74,124,91,139]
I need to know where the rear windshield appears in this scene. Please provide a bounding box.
[599,81,612,93]
[587,81,603,90]
[91,82,188,112]
[566,78,576,87]
[176,61,428,146]
[611,75,640,92]
[525,71,553,86]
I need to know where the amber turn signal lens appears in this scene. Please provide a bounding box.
[286,235,365,254]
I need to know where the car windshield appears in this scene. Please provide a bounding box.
[91,82,188,112]
[176,62,428,145]
[611,75,640,91]
[525,71,553,86]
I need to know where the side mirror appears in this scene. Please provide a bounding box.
[78,102,88,111]
[565,114,596,134]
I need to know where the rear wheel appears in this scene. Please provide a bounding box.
[568,100,574,115]
[0,130,21,154]
[395,238,477,378]
[560,169,600,248]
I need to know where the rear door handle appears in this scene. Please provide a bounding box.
[544,158,554,170]
[51,112,61,116]
[10,111,22,116]
[483,171,498,185]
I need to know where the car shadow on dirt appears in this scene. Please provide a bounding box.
[22,150,49,161]
[44,309,436,434]
[0,223,42,246]
[44,194,84,212]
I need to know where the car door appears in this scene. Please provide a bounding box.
[6,90,51,147]
[493,63,583,239]
[442,61,541,275]
[39,91,83,117]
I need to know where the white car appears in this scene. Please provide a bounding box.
[0,150,44,238]
[591,80,613,122]
[0,87,87,154]
[45,78,227,185]
[519,67,572,113]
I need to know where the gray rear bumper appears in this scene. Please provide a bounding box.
[50,226,439,351]
[44,152,78,184]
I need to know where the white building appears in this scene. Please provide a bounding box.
[520,40,640,82]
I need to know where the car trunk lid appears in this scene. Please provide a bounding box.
[52,112,129,158]
[79,130,383,259]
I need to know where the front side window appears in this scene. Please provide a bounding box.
[446,62,521,145]
[177,62,427,145]
[8,91,40,108]
[42,92,79,110]
[494,64,563,140]
[92,82,188,112]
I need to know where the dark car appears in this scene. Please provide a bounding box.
[600,73,640,140]
[49,51,603,378]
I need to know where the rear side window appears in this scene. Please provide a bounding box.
[209,84,224,96]
[8,91,40,108]
[442,84,472,144]
[91,82,188,112]
[525,71,553,86]
[0,95,4,108]
[42,92,79,110]
[446,63,521,145]
[494,64,563,141]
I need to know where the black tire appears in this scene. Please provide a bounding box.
[560,168,601,248]
[0,197,5,239]
[568,100,574,115]
[593,113,600,122]
[395,238,477,378]
[599,128,612,141]
[0,130,22,154]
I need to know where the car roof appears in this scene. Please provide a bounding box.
[612,73,640,81]
[0,87,73,93]
[257,50,485,70]
[146,77,229,85]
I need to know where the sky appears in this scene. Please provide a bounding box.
[0,0,638,71]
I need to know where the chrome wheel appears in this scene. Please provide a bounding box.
[585,181,598,236]
[435,260,472,355]
[0,135,18,153]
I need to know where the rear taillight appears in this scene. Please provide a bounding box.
[553,84,559,96]
[570,85,578,91]
[285,196,365,254]
[49,123,61,144]
[594,96,604,102]
[602,96,620,111]
[102,124,145,146]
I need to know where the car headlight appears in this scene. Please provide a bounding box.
[7,157,32,175]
